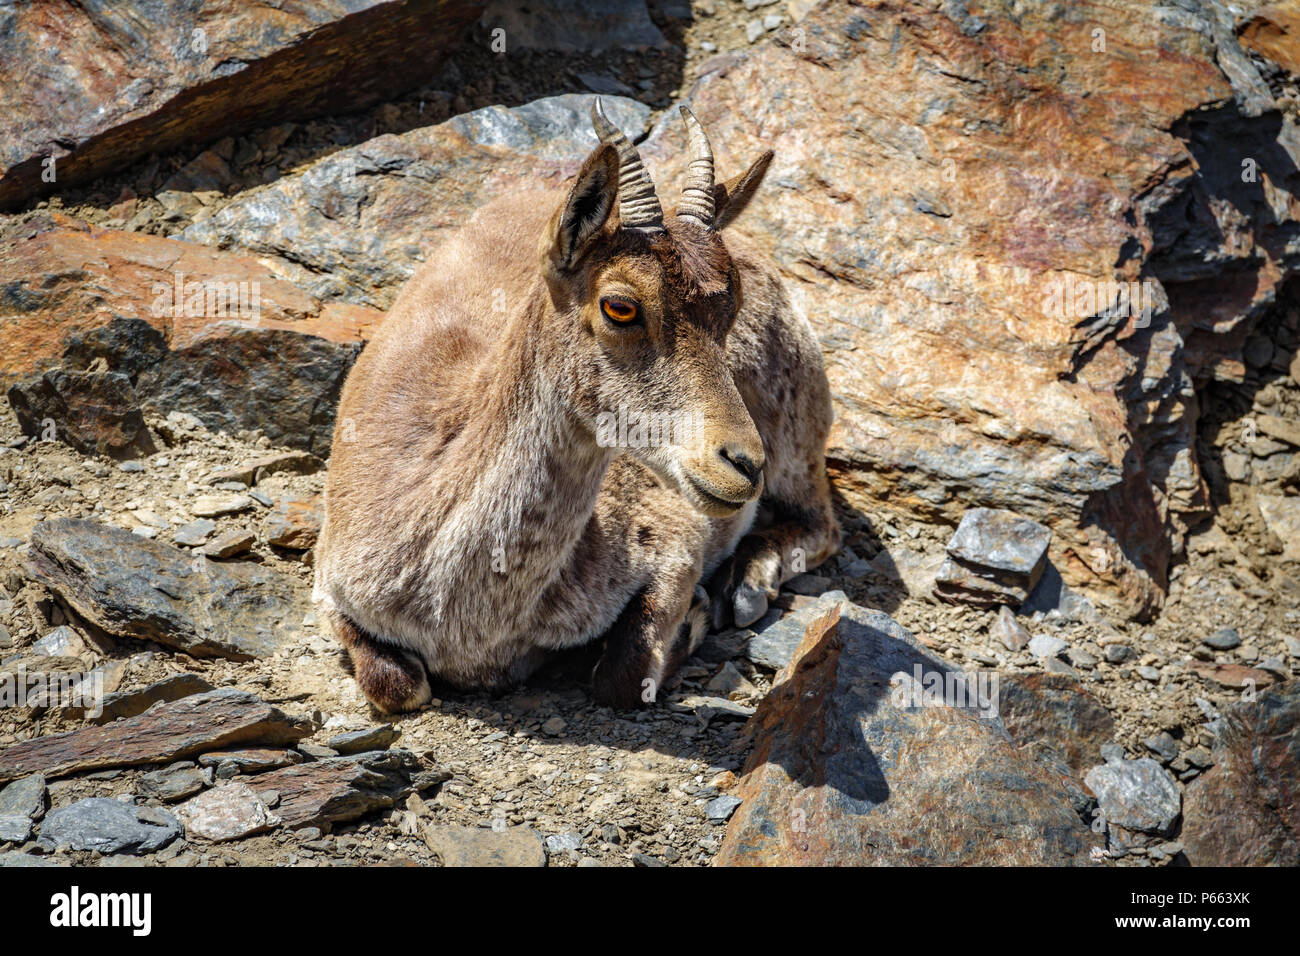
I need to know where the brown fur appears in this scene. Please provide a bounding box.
[315,130,840,712]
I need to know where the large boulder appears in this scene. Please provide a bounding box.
[0,213,380,451]
[180,93,654,307]
[638,0,1300,620]
[0,0,483,209]
[1181,680,1299,865]
[716,602,1100,866]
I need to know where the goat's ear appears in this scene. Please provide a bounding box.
[712,150,773,231]
[550,143,619,270]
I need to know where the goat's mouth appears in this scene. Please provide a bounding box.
[680,470,752,516]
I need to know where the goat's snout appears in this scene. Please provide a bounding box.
[719,441,763,489]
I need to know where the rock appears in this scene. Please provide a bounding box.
[251,749,429,829]
[200,531,257,560]
[1105,644,1136,664]
[638,0,1300,620]
[138,329,362,457]
[30,626,85,658]
[1182,681,1299,866]
[175,782,280,842]
[784,573,832,596]
[206,451,324,487]
[198,749,304,775]
[260,494,323,550]
[705,662,758,701]
[668,695,756,721]
[1027,635,1067,659]
[0,688,313,783]
[479,0,663,53]
[182,94,652,308]
[717,603,1099,865]
[744,590,847,669]
[704,795,741,823]
[0,216,380,454]
[7,369,155,459]
[189,494,254,518]
[424,824,546,867]
[172,519,217,547]
[0,0,482,209]
[1083,758,1181,840]
[0,850,63,867]
[543,832,583,854]
[139,763,207,802]
[934,509,1051,607]
[38,798,179,854]
[991,605,1030,651]
[327,725,399,755]
[27,518,309,660]
[90,673,214,725]
[541,717,567,736]
[1203,627,1242,650]
[0,774,46,843]
[997,673,1116,778]
[1238,5,1300,74]
[1189,660,1275,692]
[1142,732,1180,764]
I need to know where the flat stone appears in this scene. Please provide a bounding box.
[139,763,207,802]
[0,850,64,866]
[704,795,741,823]
[744,590,847,670]
[704,662,758,701]
[251,749,429,829]
[1203,627,1242,650]
[327,725,399,755]
[190,494,254,518]
[38,798,180,854]
[0,688,313,783]
[172,519,217,547]
[543,832,583,854]
[175,782,280,842]
[27,518,308,660]
[260,494,323,550]
[198,749,304,774]
[90,673,214,725]
[200,530,256,559]
[991,605,1030,651]
[424,824,545,867]
[31,626,85,658]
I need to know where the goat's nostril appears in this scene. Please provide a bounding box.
[719,445,762,485]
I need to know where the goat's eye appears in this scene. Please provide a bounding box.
[601,297,640,325]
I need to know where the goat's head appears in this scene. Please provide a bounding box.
[538,99,774,517]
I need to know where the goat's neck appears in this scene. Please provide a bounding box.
[443,297,611,589]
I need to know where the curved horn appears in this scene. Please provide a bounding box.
[676,105,715,228]
[590,97,663,231]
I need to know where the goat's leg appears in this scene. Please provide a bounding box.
[591,574,709,710]
[329,610,432,714]
[709,475,841,628]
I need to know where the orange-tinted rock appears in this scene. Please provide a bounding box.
[261,494,323,550]
[0,213,381,453]
[716,603,1099,866]
[1238,5,1300,74]
[635,0,1300,620]
[0,0,483,209]
[7,369,156,459]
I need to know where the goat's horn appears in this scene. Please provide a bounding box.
[676,105,715,228]
[590,97,663,231]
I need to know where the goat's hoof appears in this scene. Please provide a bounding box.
[355,648,432,714]
[732,583,769,628]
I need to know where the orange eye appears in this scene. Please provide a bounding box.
[601,297,640,324]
